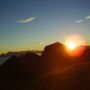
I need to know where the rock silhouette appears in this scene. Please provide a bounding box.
[0,42,90,90]
[42,42,69,73]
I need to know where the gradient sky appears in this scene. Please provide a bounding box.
[0,0,90,53]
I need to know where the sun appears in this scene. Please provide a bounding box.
[66,42,76,50]
[64,34,86,56]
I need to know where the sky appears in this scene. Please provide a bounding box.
[0,0,90,53]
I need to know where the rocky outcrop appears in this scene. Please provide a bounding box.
[41,42,69,72]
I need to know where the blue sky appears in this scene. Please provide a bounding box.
[0,0,90,53]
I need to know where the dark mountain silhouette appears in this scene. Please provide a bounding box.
[42,42,70,73]
[0,42,90,90]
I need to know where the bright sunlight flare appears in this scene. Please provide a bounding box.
[66,42,76,50]
[65,34,86,56]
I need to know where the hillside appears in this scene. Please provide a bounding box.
[0,42,90,90]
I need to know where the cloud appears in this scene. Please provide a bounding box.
[33,41,46,45]
[75,15,90,23]
[75,20,83,23]
[17,17,36,23]
[85,16,90,19]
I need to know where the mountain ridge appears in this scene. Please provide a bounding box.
[0,42,90,90]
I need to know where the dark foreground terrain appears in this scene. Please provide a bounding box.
[0,42,90,90]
